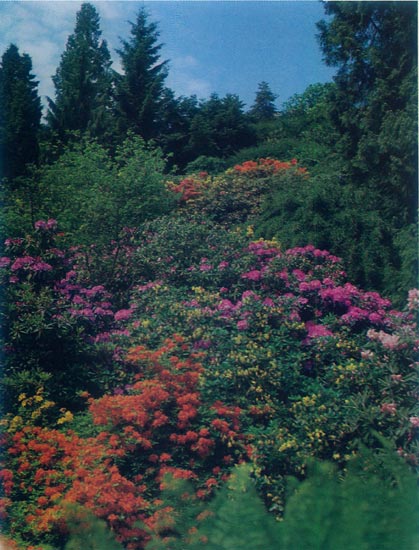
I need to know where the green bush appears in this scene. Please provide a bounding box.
[4,135,175,246]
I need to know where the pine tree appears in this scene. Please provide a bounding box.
[47,3,114,140]
[115,8,168,141]
[0,44,42,181]
[249,81,278,122]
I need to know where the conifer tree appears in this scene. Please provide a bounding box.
[47,3,114,140]
[317,1,418,224]
[0,44,42,181]
[115,8,168,141]
[249,81,278,122]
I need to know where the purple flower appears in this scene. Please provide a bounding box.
[46,219,58,230]
[242,270,262,281]
[237,319,249,331]
[34,220,47,230]
[305,321,333,339]
[292,269,306,282]
[114,309,134,322]
[0,257,11,268]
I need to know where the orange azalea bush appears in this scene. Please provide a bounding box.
[1,336,247,549]
[168,158,308,224]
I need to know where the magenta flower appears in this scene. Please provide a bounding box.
[0,257,11,268]
[305,321,333,339]
[34,220,47,230]
[237,319,249,331]
[242,270,262,281]
[292,269,306,282]
[114,309,134,322]
[409,416,419,429]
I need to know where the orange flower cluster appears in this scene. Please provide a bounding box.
[169,172,209,203]
[233,157,307,175]
[2,336,247,548]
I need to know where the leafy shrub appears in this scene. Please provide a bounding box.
[145,444,419,550]
[1,336,247,549]
[4,135,174,246]
[0,219,119,414]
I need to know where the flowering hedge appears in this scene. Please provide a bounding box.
[0,170,418,547]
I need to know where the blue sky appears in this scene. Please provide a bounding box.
[0,1,336,111]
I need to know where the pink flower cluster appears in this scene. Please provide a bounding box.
[367,329,401,350]
[11,256,52,273]
[34,219,58,232]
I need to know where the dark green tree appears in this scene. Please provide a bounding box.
[47,3,114,140]
[0,44,42,181]
[317,1,418,225]
[187,93,256,161]
[115,8,168,141]
[249,81,278,122]
[156,89,199,170]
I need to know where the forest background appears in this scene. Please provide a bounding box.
[0,1,418,549]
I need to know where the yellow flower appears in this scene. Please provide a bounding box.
[57,410,74,425]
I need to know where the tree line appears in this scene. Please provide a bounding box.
[0,1,417,302]
[0,3,279,177]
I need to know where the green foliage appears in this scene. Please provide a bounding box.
[249,81,278,122]
[281,443,419,550]
[317,1,418,224]
[64,505,124,550]
[22,135,174,245]
[186,94,256,160]
[0,44,42,181]
[185,156,227,175]
[115,7,168,141]
[47,3,114,141]
[255,172,416,305]
[146,446,419,550]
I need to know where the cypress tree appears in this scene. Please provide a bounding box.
[0,44,42,181]
[47,3,114,140]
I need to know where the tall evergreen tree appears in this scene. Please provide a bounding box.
[115,8,168,141]
[0,44,42,181]
[47,3,114,140]
[317,1,418,224]
[249,81,278,122]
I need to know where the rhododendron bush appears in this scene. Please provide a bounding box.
[167,158,308,224]
[0,164,418,547]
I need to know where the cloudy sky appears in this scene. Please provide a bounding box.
[0,1,336,111]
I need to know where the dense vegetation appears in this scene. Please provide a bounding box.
[0,2,417,548]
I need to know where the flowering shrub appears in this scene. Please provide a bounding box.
[1,165,418,548]
[168,158,308,224]
[107,226,419,515]
[1,337,247,549]
[0,220,120,414]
